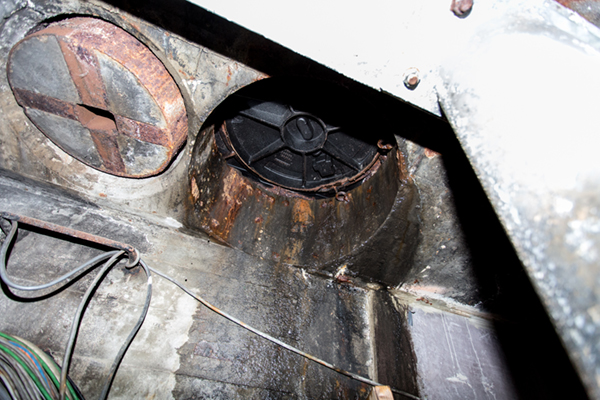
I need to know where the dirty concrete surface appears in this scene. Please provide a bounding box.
[0,169,588,399]
[0,173,392,399]
[0,0,594,399]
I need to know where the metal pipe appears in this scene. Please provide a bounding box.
[0,212,139,267]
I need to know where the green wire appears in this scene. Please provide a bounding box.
[0,342,53,400]
[0,337,52,395]
[41,352,80,400]
[0,332,80,400]
[0,333,63,398]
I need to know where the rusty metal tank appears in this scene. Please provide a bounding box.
[186,79,420,284]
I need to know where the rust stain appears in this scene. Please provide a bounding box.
[416,296,433,306]
[554,0,600,26]
[189,125,403,269]
[253,72,270,82]
[191,176,199,202]
[14,89,78,120]
[424,148,439,158]
[281,236,304,264]
[377,139,393,151]
[116,116,171,147]
[335,191,350,203]
[1,212,138,265]
[264,183,314,200]
[59,39,109,109]
[264,193,275,205]
[397,148,412,183]
[88,126,126,173]
[207,168,253,239]
[8,17,187,178]
[291,199,314,233]
[226,65,233,85]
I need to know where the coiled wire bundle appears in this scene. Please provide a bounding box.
[0,332,82,400]
[1,214,152,400]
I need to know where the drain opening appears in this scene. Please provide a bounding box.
[188,77,417,276]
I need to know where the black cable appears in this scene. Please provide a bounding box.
[1,220,121,292]
[98,259,151,400]
[59,251,124,400]
[1,216,151,400]
[67,375,85,400]
[58,255,152,400]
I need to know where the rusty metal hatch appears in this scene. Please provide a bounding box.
[214,79,388,195]
[6,17,187,178]
[186,78,419,279]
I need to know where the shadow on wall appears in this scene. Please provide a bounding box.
[403,108,589,399]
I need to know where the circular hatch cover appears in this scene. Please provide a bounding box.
[217,83,383,194]
[6,17,187,178]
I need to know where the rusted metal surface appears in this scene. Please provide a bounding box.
[186,123,420,284]
[0,211,139,267]
[368,386,395,400]
[555,0,600,27]
[377,139,394,151]
[6,17,187,178]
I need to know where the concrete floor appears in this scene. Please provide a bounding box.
[2,169,588,400]
[0,172,412,399]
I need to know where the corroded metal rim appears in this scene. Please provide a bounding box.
[7,17,187,178]
[217,120,386,195]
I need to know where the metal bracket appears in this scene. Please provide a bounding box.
[0,211,139,267]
